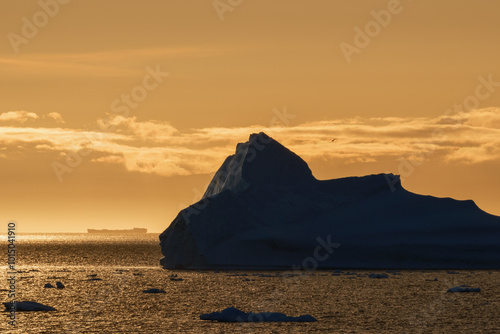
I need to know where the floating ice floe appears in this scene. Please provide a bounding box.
[252,274,274,278]
[447,285,481,293]
[200,307,317,322]
[369,273,389,279]
[3,301,56,312]
[142,288,166,293]
[386,270,401,275]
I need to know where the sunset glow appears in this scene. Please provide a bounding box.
[2,0,500,232]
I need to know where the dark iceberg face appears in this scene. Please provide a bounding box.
[159,132,500,270]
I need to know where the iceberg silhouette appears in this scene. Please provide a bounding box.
[160,132,500,269]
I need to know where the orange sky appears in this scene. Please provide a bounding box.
[1,0,500,232]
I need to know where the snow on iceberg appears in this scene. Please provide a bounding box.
[160,132,500,269]
[200,307,317,322]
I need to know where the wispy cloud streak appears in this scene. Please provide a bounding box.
[1,108,499,177]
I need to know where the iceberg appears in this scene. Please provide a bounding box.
[160,132,500,269]
[200,307,317,322]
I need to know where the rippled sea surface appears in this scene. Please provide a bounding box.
[1,234,499,333]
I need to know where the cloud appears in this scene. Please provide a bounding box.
[1,108,500,177]
[0,110,39,123]
[45,112,65,124]
[97,115,178,141]
[0,47,219,77]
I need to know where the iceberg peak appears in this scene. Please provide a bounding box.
[203,132,314,198]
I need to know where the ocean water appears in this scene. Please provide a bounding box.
[1,234,499,333]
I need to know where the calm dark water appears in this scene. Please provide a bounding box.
[1,234,499,333]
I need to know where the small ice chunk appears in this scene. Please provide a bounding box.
[200,307,317,322]
[447,286,481,293]
[254,274,273,278]
[170,277,183,281]
[369,273,389,279]
[3,301,56,312]
[143,288,166,293]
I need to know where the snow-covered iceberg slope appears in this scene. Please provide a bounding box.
[160,132,500,269]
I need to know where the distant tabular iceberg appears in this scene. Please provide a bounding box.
[159,132,500,269]
[87,228,147,234]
